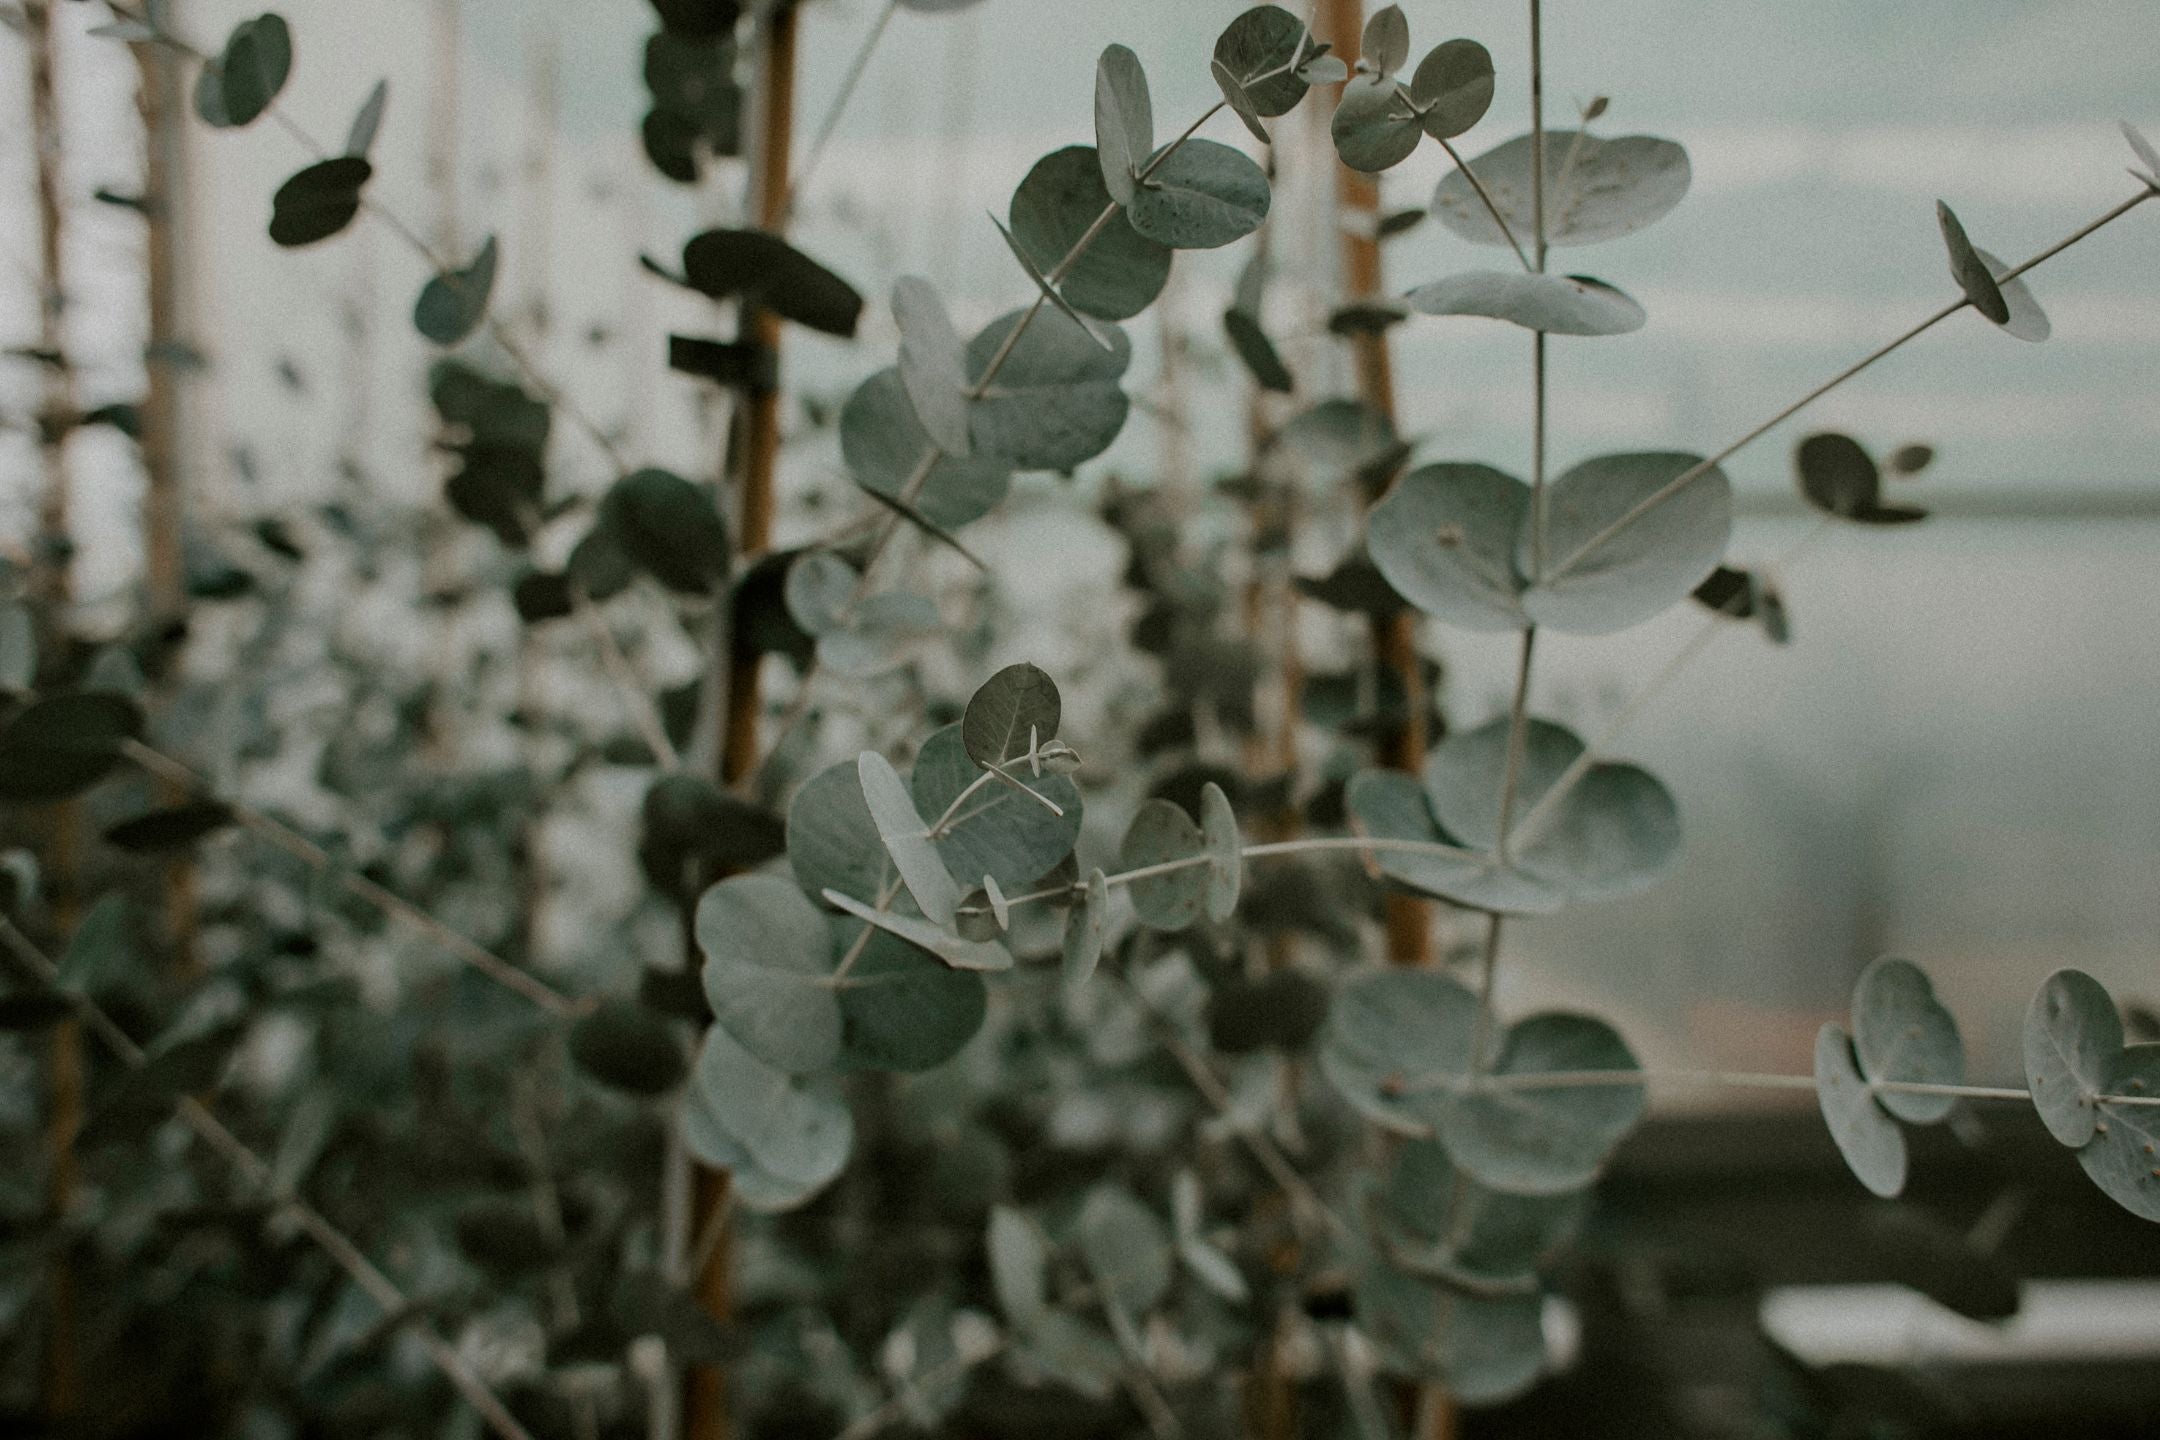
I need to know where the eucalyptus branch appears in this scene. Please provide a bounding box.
[1403,1064,2160,1110]
[0,915,541,1440]
[1542,185,2159,585]
[783,0,899,225]
[118,740,592,1018]
[1435,137,1531,271]
[577,590,684,771]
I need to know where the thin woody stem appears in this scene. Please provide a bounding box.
[0,916,541,1440]
[1398,1063,2160,1109]
[1435,137,1532,271]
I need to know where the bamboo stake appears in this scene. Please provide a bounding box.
[1320,0,1429,968]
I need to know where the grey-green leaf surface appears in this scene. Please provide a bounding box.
[2024,968,2121,1147]
[788,759,890,909]
[0,604,35,694]
[1345,768,1556,915]
[817,591,943,678]
[1363,6,1410,79]
[56,894,132,994]
[892,276,974,456]
[1127,139,1271,250]
[1212,5,1312,118]
[202,14,291,129]
[989,212,1116,350]
[344,78,388,157]
[840,369,1010,529]
[1795,432,1925,525]
[1405,271,1645,337]
[1852,958,1965,1125]
[962,662,1061,766]
[783,551,857,636]
[1333,78,1422,174]
[1936,200,2011,325]
[1199,781,1242,923]
[695,874,842,1074]
[686,1026,853,1196]
[1093,45,1152,207]
[415,236,498,346]
[822,888,1014,973]
[1318,969,1478,1134]
[1062,869,1108,989]
[1224,308,1294,393]
[1409,39,1494,140]
[1078,1183,1174,1316]
[1354,1263,1545,1404]
[2077,1044,2160,1221]
[1119,798,1210,932]
[1432,131,1690,249]
[1974,246,2050,343]
[833,925,986,1073]
[1522,452,1733,633]
[1368,464,1530,632]
[988,1206,1049,1328]
[965,308,1131,472]
[859,750,960,926]
[1441,1013,1645,1195]
[911,724,1082,892]
[1383,1140,1589,1285]
[1009,147,1172,321]
[1816,1022,1907,1199]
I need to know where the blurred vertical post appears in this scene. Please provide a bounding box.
[22,0,83,1422]
[1317,0,1428,966]
[687,7,802,1439]
[134,20,201,975]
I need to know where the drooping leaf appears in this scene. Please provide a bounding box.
[1368,462,1530,631]
[1522,451,1734,633]
[1093,45,1153,207]
[1199,781,1242,924]
[1404,270,1646,337]
[414,235,499,347]
[858,750,960,927]
[1318,969,1479,1135]
[1973,246,2050,343]
[965,308,1131,473]
[1432,131,1690,249]
[1224,308,1294,393]
[1795,433,1926,526]
[201,14,291,129]
[1127,139,1271,250]
[2126,121,2160,185]
[2023,968,2121,1147]
[344,78,389,157]
[681,228,863,338]
[1935,201,2010,325]
[821,889,1013,973]
[1354,1262,1546,1404]
[1440,1013,1646,1195]
[695,874,843,1074]
[840,369,1011,529]
[0,693,145,803]
[268,157,372,248]
[962,662,1061,767]
[1118,798,1210,932]
[893,276,973,456]
[1816,1022,1908,1199]
[2077,1044,2160,1222]
[1409,39,1494,141]
[103,800,234,853]
[685,1026,853,1205]
[1010,147,1172,322]
[1062,869,1108,989]
[1851,958,1965,1125]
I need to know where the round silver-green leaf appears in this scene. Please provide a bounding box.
[2023,968,2122,1147]
[1852,958,1965,1125]
[840,369,1010,529]
[962,662,1061,766]
[965,307,1132,473]
[687,1026,853,1195]
[1442,1013,1646,1196]
[695,874,842,1074]
[1332,78,1422,174]
[1009,146,1171,321]
[834,925,987,1074]
[910,724,1082,893]
[1815,1022,1907,1199]
[1367,463,1530,631]
[1127,139,1271,251]
[893,276,974,456]
[1432,131,1690,249]
[1520,451,1733,634]
[1199,781,1242,923]
[1119,798,1209,932]
[1409,39,1493,141]
[788,759,890,908]
[859,750,960,927]
[1406,269,1645,337]
[1318,969,1478,1135]
[2077,1044,2160,1222]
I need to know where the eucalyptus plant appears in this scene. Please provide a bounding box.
[3,2,2159,1438]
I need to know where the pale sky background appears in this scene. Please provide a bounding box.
[3,0,2158,1084]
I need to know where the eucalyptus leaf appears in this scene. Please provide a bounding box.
[1318,969,1478,1135]
[2125,121,2160,184]
[686,1026,853,1199]
[789,759,890,910]
[817,591,943,678]
[200,14,291,129]
[1795,433,1926,525]
[2023,968,2121,1147]
[1935,201,2010,325]
[1354,1263,1545,1404]
[1815,1022,1908,1199]
[269,157,372,248]
[1362,5,1410,79]
[1199,781,1242,923]
[1332,77,1423,174]
[988,212,1117,351]
[1009,147,1172,321]
[2077,1044,2160,1221]
[1077,1184,1174,1316]
[1405,270,1645,337]
[1441,1013,1646,1195]
[911,724,1082,893]
[1211,5,1311,118]
[1409,39,1494,141]
[344,78,389,157]
[961,662,1061,766]
[1127,139,1271,250]
[1851,958,1965,1125]
[1344,768,1553,915]
[858,750,960,927]
[841,369,1011,529]
[893,276,973,456]
[1118,798,1210,932]
[1093,45,1152,207]
[1367,462,1531,632]
[1062,869,1108,989]
[0,693,145,803]
[1522,451,1733,633]
[965,307,1131,473]
[988,1206,1049,1328]
[834,925,987,1073]
[1974,247,2050,343]
[414,236,499,347]
[1382,1140,1589,1286]
[56,894,132,995]
[695,873,843,1074]
[1432,131,1690,249]
[1224,308,1294,393]
[783,551,858,636]
[681,228,863,338]
[822,888,1014,973]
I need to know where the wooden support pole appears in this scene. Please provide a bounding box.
[1317,0,1429,967]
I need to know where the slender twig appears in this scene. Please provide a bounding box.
[783,0,899,224]
[828,1339,1008,1440]
[117,740,592,1018]
[578,593,683,771]
[1435,137,1531,271]
[1542,187,2158,586]
[0,916,541,1440]
[1397,1062,2160,1109]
